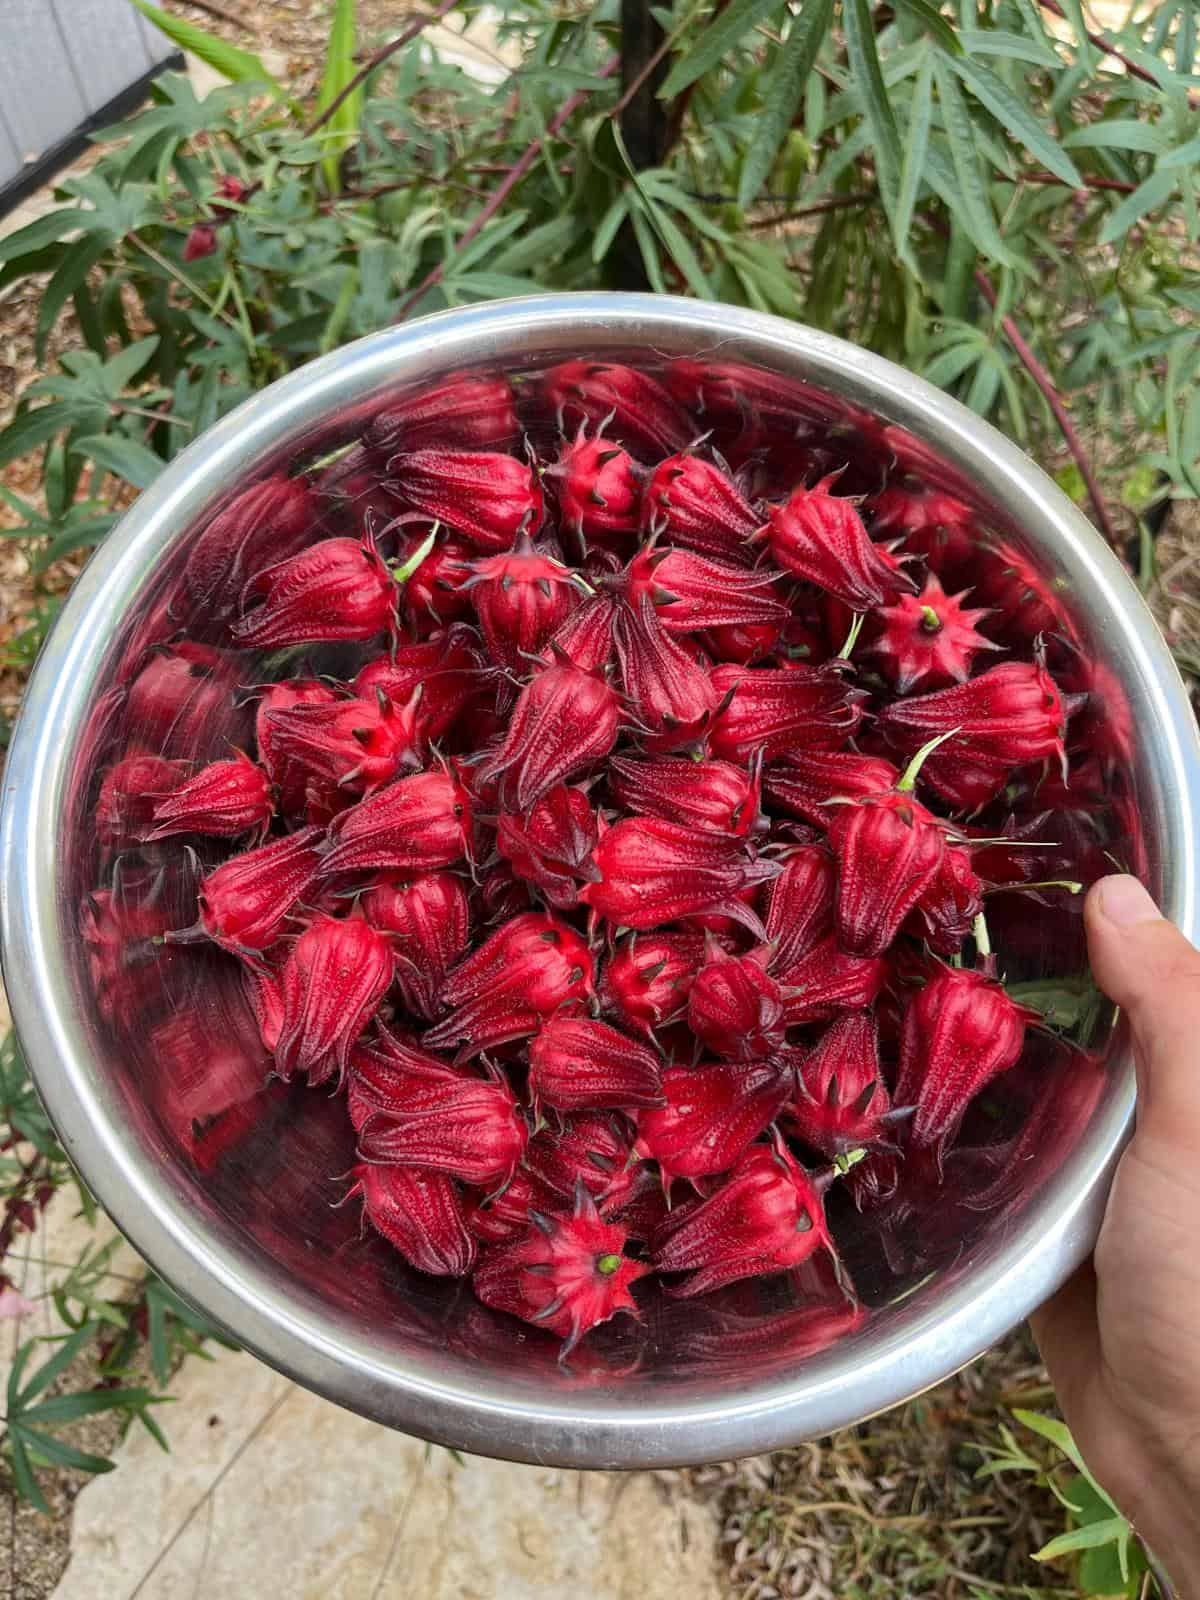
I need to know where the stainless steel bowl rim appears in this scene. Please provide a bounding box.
[3,293,1198,1468]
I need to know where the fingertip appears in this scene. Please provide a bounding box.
[1087,874,1163,930]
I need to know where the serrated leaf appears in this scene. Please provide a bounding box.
[660,0,789,97]
[958,28,1061,65]
[72,435,164,490]
[131,0,286,94]
[642,192,715,298]
[1099,166,1179,245]
[738,0,835,206]
[13,1325,98,1409]
[892,0,962,54]
[950,55,1082,186]
[843,0,902,211]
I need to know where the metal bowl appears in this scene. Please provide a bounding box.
[3,293,1198,1468]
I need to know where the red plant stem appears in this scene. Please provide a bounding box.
[393,52,620,322]
[610,28,673,121]
[1021,170,1136,194]
[304,0,464,138]
[974,267,1120,545]
[747,190,879,227]
[1037,0,1159,85]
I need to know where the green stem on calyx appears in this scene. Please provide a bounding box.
[896,726,962,794]
[392,525,439,585]
[986,879,1084,896]
[837,612,865,660]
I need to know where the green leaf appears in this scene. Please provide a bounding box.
[0,406,70,471]
[1099,167,1179,245]
[950,56,1082,187]
[0,207,85,264]
[1062,118,1168,154]
[315,0,361,188]
[738,0,835,206]
[12,1325,98,1409]
[1161,134,1200,170]
[72,435,164,490]
[16,1425,115,1476]
[842,0,902,212]
[641,193,715,298]
[7,1431,50,1514]
[36,236,110,364]
[1034,1517,1132,1562]
[892,0,962,55]
[661,0,789,97]
[130,0,286,94]
[629,202,668,292]
[894,48,934,264]
[102,337,162,396]
[957,28,1061,66]
[25,1387,158,1425]
[928,64,1020,268]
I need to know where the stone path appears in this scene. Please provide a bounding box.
[51,1348,721,1600]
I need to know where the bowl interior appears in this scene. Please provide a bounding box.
[5,297,1189,1465]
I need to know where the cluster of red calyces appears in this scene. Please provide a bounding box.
[88,357,1120,1364]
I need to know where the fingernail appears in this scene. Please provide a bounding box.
[1096,874,1162,927]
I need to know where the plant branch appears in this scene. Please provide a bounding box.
[185,0,257,30]
[1037,0,1158,85]
[974,266,1121,544]
[303,0,463,139]
[747,190,879,227]
[1019,170,1136,194]
[393,52,620,321]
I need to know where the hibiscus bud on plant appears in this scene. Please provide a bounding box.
[894,957,1038,1153]
[473,1185,649,1356]
[687,944,787,1060]
[608,752,763,837]
[548,430,642,553]
[463,532,583,672]
[579,816,779,935]
[637,1058,790,1188]
[865,574,1000,693]
[763,748,898,829]
[363,374,519,456]
[599,931,705,1039]
[479,653,620,810]
[361,871,470,1020]
[424,912,595,1057]
[640,452,759,566]
[540,360,691,459]
[183,474,312,620]
[233,534,397,649]
[528,1015,665,1113]
[708,663,865,764]
[348,1163,477,1277]
[143,750,273,842]
[652,1136,835,1297]
[495,784,598,910]
[96,754,188,848]
[390,449,544,551]
[182,223,218,262]
[274,912,394,1087]
[320,762,473,877]
[787,1013,893,1156]
[766,474,917,609]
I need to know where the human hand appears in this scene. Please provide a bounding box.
[1032,874,1200,1593]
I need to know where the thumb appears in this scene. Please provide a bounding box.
[1085,873,1200,1153]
